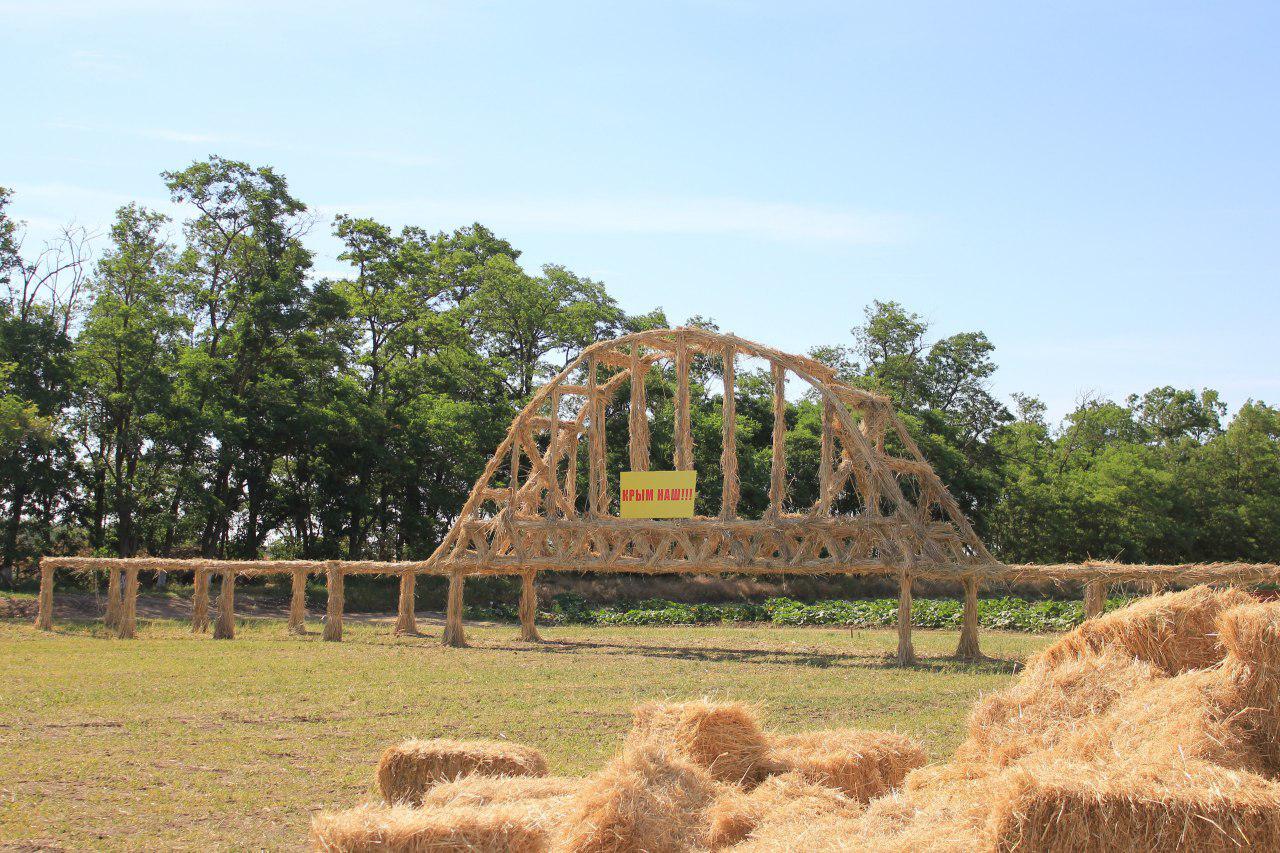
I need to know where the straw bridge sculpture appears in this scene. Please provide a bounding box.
[33,328,1280,663]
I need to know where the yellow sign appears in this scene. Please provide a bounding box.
[619,470,697,518]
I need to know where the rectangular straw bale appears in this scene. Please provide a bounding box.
[764,729,926,801]
[552,742,722,853]
[1035,585,1251,675]
[705,770,860,848]
[378,739,548,806]
[422,775,581,808]
[311,799,564,853]
[626,700,769,786]
[987,761,1280,853]
[957,650,1158,768]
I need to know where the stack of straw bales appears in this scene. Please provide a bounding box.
[311,586,1280,851]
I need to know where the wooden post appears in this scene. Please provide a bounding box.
[628,347,650,472]
[288,568,308,634]
[955,575,982,660]
[117,566,140,639]
[34,561,54,631]
[323,561,344,642]
[897,568,916,666]
[767,362,788,516]
[1084,579,1106,620]
[213,569,235,639]
[519,569,541,642]
[104,567,122,630]
[191,569,211,633]
[443,571,467,647]
[394,571,418,636]
[720,345,739,519]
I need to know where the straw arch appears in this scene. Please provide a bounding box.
[427,327,999,660]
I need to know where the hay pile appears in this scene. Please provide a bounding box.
[311,587,1280,851]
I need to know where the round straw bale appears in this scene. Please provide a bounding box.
[311,799,565,853]
[763,729,926,801]
[1035,585,1252,675]
[377,739,548,806]
[626,700,769,786]
[552,742,723,853]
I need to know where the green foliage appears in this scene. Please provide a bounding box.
[2,166,1278,589]
[467,594,1135,632]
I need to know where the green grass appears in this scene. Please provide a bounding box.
[0,616,1052,851]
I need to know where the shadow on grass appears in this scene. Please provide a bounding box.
[479,636,1025,675]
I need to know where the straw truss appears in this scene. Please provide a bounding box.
[32,328,1280,663]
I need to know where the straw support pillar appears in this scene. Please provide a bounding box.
[628,348,650,472]
[767,363,787,516]
[674,333,693,470]
[1084,579,1106,620]
[117,566,140,639]
[443,571,466,647]
[897,570,916,666]
[394,571,418,636]
[213,569,235,639]
[955,574,982,660]
[323,561,344,642]
[720,345,739,518]
[519,570,541,642]
[104,567,122,630]
[288,568,308,634]
[35,562,54,630]
[191,569,210,633]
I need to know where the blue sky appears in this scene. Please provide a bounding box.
[3,1,1277,420]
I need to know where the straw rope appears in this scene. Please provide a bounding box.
[394,571,417,636]
[720,345,739,519]
[324,561,343,642]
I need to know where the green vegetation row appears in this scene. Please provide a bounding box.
[468,593,1135,634]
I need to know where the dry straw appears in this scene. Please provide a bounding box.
[312,800,565,853]
[764,729,926,801]
[626,700,770,786]
[553,741,723,853]
[377,739,549,806]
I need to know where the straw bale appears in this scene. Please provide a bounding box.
[377,739,548,806]
[957,650,1158,767]
[1218,602,1280,775]
[1035,585,1251,675]
[706,771,860,849]
[626,700,770,786]
[422,775,582,808]
[987,760,1280,852]
[552,742,723,853]
[311,799,565,852]
[765,729,926,800]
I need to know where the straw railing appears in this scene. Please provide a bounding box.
[32,556,1280,662]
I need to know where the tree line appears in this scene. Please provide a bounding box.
[2,157,1277,586]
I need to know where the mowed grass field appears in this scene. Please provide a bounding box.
[0,614,1051,851]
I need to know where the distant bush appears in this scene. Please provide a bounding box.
[465,593,1134,633]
